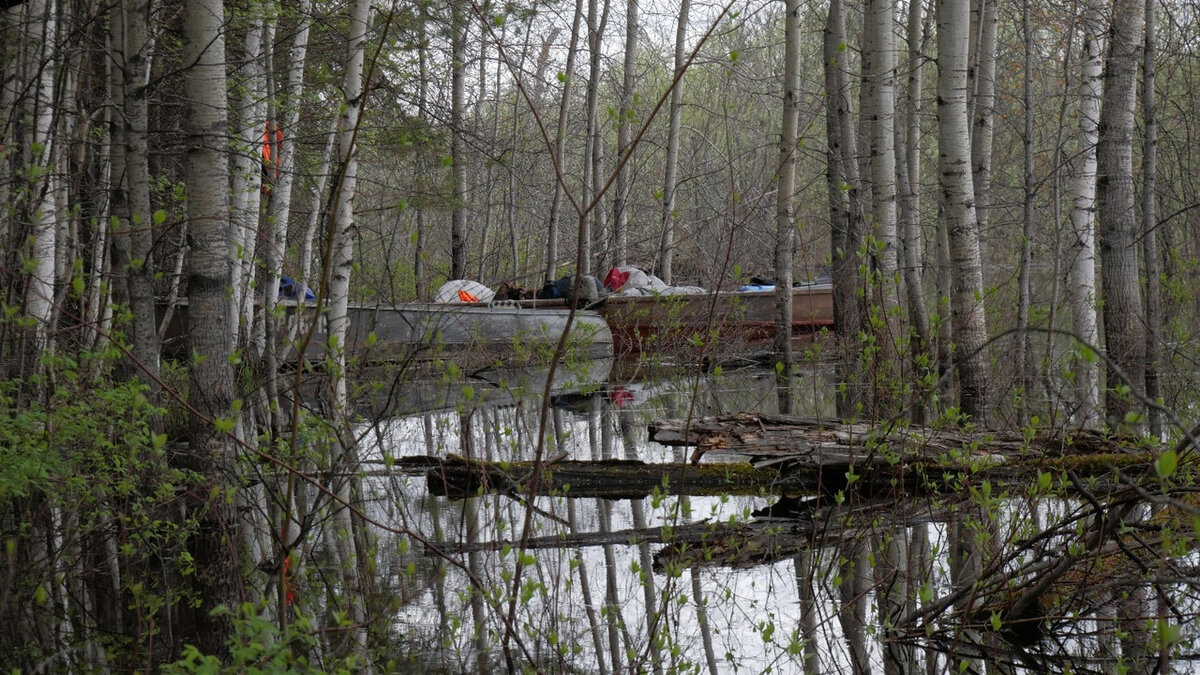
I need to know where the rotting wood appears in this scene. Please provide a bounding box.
[423,455,808,500]
[649,413,1145,464]
[416,447,1158,502]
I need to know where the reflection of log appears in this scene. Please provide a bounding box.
[434,496,948,571]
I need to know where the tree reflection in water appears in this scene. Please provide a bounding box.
[353,366,1197,673]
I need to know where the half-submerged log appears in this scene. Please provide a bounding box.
[422,415,1159,501]
[424,455,813,500]
[649,413,1145,467]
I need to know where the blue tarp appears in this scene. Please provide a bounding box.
[279,275,316,300]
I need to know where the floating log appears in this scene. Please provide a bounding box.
[423,455,818,500]
[649,413,1144,466]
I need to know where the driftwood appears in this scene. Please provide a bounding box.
[649,413,1143,466]
[417,415,1160,501]
[423,455,813,500]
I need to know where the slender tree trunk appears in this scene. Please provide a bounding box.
[865,0,901,417]
[898,0,930,387]
[938,0,991,424]
[450,1,467,278]
[582,0,611,277]
[229,10,267,349]
[612,0,638,267]
[656,0,689,284]
[775,0,800,389]
[263,5,311,612]
[181,0,241,654]
[1069,2,1102,429]
[1017,0,1034,421]
[25,0,58,358]
[117,0,161,404]
[826,0,866,419]
[969,0,996,259]
[264,0,313,337]
[1097,0,1145,427]
[866,0,899,310]
[545,0,585,284]
[415,11,430,297]
[326,0,373,662]
[1142,0,1160,438]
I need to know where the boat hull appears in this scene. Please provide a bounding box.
[598,285,833,360]
[162,301,614,372]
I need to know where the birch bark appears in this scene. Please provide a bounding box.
[181,0,241,652]
[326,0,372,661]
[656,0,689,284]
[937,0,991,423]
[612,0,639,267]
[1068,4,1102,429]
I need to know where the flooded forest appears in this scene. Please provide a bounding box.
[4,0,1200,671]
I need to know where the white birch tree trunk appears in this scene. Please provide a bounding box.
[866,0,898,303]
[327,0,372,663]
[182,0,241,653]
[263,0,312,426]
[937,0,991,423]
[612,0,638,267]
[656,0,689,285]
[229,10,267,347]
[25,0,58,355]
[1068,5,1103,429]
[544,0,585,284]
[897,0,931,402]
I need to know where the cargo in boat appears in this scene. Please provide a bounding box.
[597,283,834,359]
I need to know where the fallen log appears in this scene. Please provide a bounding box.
[423,455,818,500]
[649,413,1143,466]
[420,447,1158,501]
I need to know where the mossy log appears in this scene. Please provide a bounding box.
[649,413,1148,466]
[416,415,1177,502]
[423,455,811,500]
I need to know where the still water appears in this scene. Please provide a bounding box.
[343,363,1200,674]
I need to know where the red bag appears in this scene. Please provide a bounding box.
[604,267,630,292]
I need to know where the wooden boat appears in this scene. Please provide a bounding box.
[162,300,614,373]
[597,283,834,360]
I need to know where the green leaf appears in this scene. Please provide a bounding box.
[1037,471,1052,492]
[1155,450,1178,480]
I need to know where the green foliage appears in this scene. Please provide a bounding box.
[164,605,338,675]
